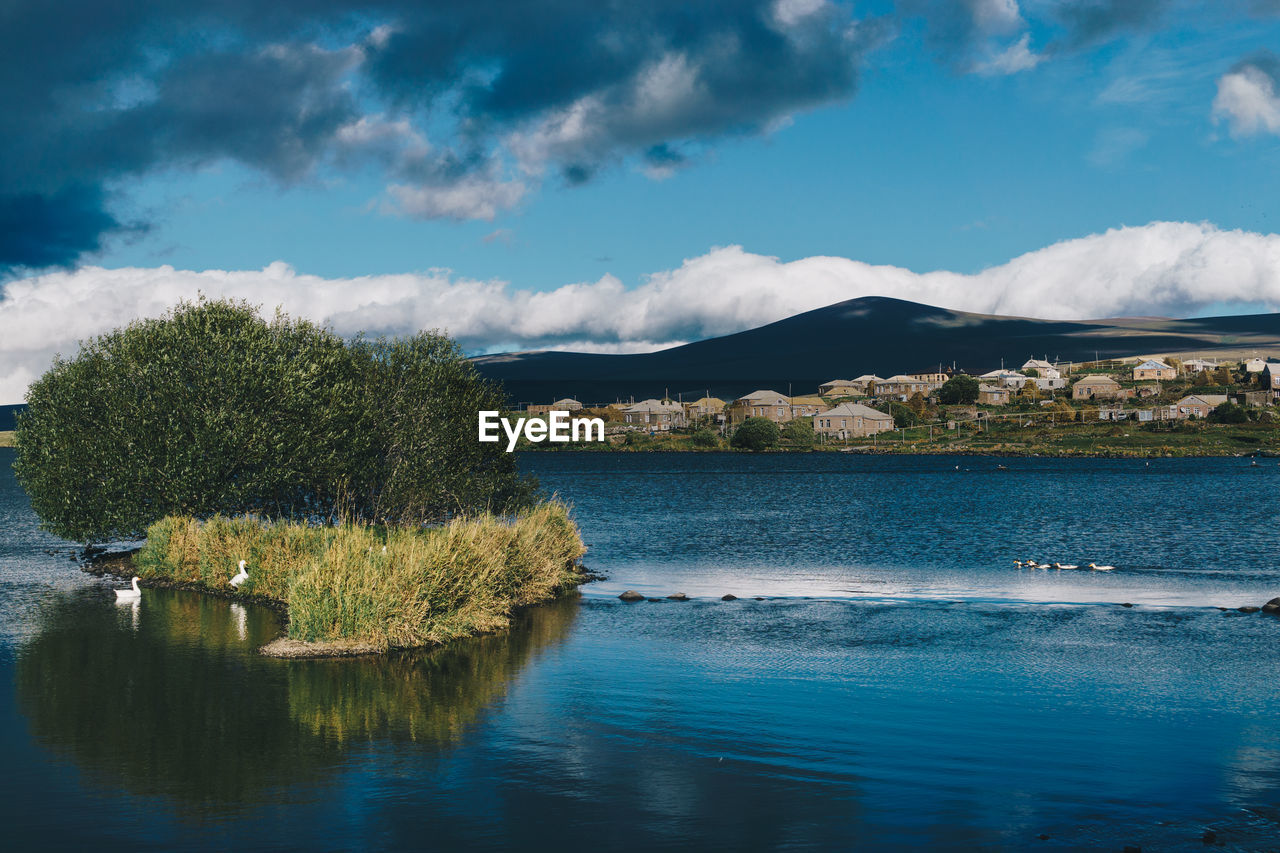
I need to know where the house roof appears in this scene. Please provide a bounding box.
[684,396,725,409]
[978,384,1007,393]
[789,395,826,406]
[1134,359,1172,371]
[818,402,893,420]
[1176,395,1229,407]
[1074,374,1120,386]
[736,390,789,403]
[819,379,851,386]
[624,399,683,413]
[1022,359,1054,369]
[852,374,883,383]
[883,374,927,383]
[549,398,583,408]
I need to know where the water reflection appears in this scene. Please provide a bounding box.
[15,587,578,813]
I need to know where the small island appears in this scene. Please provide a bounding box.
[12,299,588,656]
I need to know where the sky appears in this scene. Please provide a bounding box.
[3,0,1280,402]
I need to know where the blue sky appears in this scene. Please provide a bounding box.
[83,2,1280,290]
[5,1,1280,402]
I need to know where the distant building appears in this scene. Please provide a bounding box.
[980,369,1028,389]
[1071,375,1126,400]
[1169,394,1229,419]
[1244,357,1268,373]
[874,375,932,400]
[623,399,685,430]
[906,372,948,389]
[1182,358,1218,373]
[977,384,1010,405]
[683,397,726,423]
[728,390,794,424]
[527,398,585,415]
[813,403,894,440]
[818,376,881,398]
[1020,358,1061,380]
[1264,361,1280,395]
[1132,359,1176,381]
[788,395,826,418]
[1239,389,1273,408]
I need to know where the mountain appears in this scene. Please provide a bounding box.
[472,296,1280,405]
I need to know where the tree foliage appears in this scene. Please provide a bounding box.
[14,299,533,542]
[780,417,814,449]
[730,417,780,451]
[1208,401,1248,424]
[938,374,980,404]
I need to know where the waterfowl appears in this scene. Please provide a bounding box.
[114,576,141,601]
[230,560,249,588]
[1088,563,1115,571]
[1051,563,1079,570]
[1013,560,1023,567]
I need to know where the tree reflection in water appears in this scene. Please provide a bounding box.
[16,587,578,813]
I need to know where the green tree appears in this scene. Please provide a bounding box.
[730,417,780,451]
[938,374,980,404]
[780,417,815,449]
[689,428,721,449]
[14,299,532,543]
[888,402,916,428]
[1208,401,1248,424]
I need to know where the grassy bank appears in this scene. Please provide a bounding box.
[134,502,586,653]
[0,431,13,448]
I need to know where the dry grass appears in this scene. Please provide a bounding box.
[135,502,586,650]
[0,431,14,448]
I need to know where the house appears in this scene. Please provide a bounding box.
[1132,359,1176,381]
[1169,394,1229,419]
[977,384,1010,405]
[1244,357,1268,373]
[683,397,726,423]
[1098,406,1128,421]
[728,390,794,424]
[1020,358,1061,380]
[788,395,827,418]
[819,376,882,397]
[1264,361,1280,394]
[526,398,585,415]
[813,403,894,440]
[1239,389,1273,408]
[622,399,685,430]
[1072,375,1126,400]
[908,372,948,386]
[1183,358,1218,373]
[979,369,1028,389]
[874,374,932,400]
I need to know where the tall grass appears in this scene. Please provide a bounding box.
[135,502,586,650]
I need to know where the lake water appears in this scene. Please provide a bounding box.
[2,448,1279,850]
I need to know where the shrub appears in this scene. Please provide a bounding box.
[780,417,815,449]
[731,417,780,451]
[14,299,533,542]
[689,429,721,449]
[1208,401,1248,424]
[938,375,980,404]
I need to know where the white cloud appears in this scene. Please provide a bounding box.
[3,221,1280,402]
[1213,64,1280,136]
[972,33,1041,76]
[384,174,526,221]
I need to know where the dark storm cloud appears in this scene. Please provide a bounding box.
[0,0,879,273]
[1052,0,1173,47]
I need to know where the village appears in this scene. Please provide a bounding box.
[515,353,1280,453]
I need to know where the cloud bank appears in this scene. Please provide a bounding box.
[4,220,1280,402]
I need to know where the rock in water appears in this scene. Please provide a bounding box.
[667,593,689,601]
[1263,597,1280,614]
[721,594,738,601]
[1238,606,1260,614]
[618,590,645,601]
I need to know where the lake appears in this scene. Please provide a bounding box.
[2,449,1278,850]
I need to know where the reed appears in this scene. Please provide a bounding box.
[135,502,586,650]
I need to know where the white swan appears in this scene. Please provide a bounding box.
[1051,563,1079,570]
[230,560,249,588]
[1088,563,1115,571]
[115,576,141,601]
